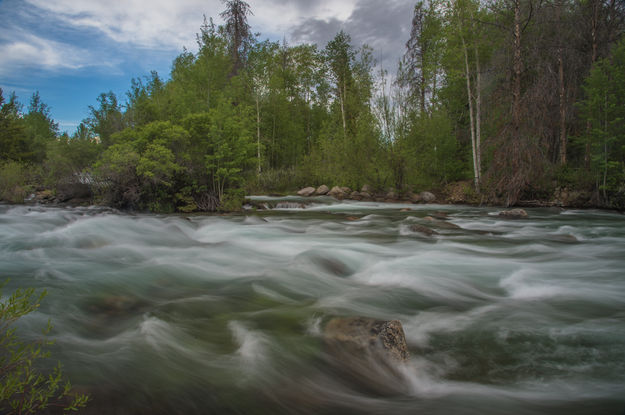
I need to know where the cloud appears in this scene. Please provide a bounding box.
[0,32,98,77]
[290,0,414,72]
[23,0,219,50]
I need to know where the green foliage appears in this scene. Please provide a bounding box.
[578,38,625,206]
[0,161,33,204]
[0,283,88,414]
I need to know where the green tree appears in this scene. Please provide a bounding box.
[87,92,124,148]
[578,37,625,205]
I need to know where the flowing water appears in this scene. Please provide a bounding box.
[1,198,624,414]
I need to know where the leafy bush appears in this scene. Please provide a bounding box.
[0,283,88,414]
[0,161,33,204]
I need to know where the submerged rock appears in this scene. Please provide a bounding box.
[275,202,307,209]
[409,224,438,236]
[315,185,329,195]
[324,317,409,363]
[297,187,316,197]
[424,216,461,230]
[499,208,529,219]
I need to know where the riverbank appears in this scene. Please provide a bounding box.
[4,179,620,213]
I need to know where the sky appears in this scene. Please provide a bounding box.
[0,0,414,133]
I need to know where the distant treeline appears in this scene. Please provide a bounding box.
[1,0,624,211]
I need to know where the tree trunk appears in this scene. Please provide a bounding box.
[585,0,600,169]
[512,0,522,131]
[558,48,567,165]
[341,79,347,139]
[462,34,479,193]
[256,94,261,175]
[474,42,482,187]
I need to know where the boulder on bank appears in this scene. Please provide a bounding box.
[297,187,316,197]
[407,192,421,203]
[324,317,409,363]
[361,184,374,194]
[349,191,362,200]
[499,208,528,219]
[385,190,399,200]
[419,191,436,203]
[56,182,92,203]
[315,185,329,195]
[328,186,345,199]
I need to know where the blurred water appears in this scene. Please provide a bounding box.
[1,199,624,414]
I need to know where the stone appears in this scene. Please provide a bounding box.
[56,183,92,203]
[386,190,399,200]
[349,191,362,200]
[361,184,373,194]
[407,192,421,203]
[297,187,316,197]
[419,191,436,203]
[327,186,345,198]
[409,224,438,236]
[499,208,529,219]
[324,317,409,363]
[315,185,329,195]
[340,187,352,194]
[275,202,306,209]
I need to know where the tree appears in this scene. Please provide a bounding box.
[402,0,444,116]
[1,284,88,414]
[87,92,124,148]
[578,37,625,205]
[325,31,356,140]
[220,0,254,75]
[0,90,28,163]
[23,92,59,163]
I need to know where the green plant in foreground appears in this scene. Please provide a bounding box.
[0,284,88,414]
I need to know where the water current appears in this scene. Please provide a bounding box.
[1,198,624,414]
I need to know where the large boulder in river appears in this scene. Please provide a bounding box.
[324,317,409,363]
[315,185,329,195]
[419,191,436,203]
[499,208,528,219]
[297,187,316,197]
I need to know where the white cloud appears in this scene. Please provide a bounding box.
[21,0,360,50]
[23,0,220,50]
[0,32,99,77]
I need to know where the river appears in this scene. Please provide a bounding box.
[1,198,624,414]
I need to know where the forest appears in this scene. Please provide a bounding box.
[1,0,624,212]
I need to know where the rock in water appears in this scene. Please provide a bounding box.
[324,317,409,363]
[315,185,329,195]
[297,187,316,197]
[499,208,529,219]
[409,224,438,236]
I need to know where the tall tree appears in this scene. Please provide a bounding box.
[220,0,254,75]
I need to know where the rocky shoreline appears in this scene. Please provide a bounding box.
[5,180,619,213]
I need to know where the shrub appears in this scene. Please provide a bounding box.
[0,161,32,204]
[0,283,88,414]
